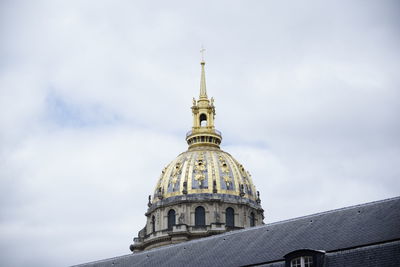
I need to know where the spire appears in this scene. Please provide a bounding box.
[186,53,222,149]
[199,47,207,99]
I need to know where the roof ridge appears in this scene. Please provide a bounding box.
[71,254,131,266]
[265,196,400,226]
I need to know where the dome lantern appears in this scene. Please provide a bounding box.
[186,58,222,148]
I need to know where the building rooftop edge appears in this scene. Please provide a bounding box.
[71,195,400,266]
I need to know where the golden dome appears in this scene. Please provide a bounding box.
[150,59,260,206]
[131,56,263,253]
[152,146,258,204]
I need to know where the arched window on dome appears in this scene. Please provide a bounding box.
[226,207,234,228]
[250,212,255,227]
[199,113,207,127]
[151,215,156,233]
[167,209,176,230]
[195,206,206,226]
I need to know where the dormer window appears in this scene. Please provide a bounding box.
[284,249,324,267]
[290,256,313,267]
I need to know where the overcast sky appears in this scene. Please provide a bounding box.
[1,0,399,266]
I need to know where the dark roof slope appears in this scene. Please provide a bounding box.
[325,240,400,267]
[73,196,400,267]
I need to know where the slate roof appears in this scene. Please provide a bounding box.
[73,196,400,267]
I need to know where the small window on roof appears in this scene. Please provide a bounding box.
[291,256,313,267]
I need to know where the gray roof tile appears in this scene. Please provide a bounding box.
[73,196,400,267]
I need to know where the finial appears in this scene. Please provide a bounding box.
[199,46,207,98]
[200,45,206,63]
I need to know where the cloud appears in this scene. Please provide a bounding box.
[0,0,399,266]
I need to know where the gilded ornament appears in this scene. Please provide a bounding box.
[195,173,205,186]
[172,162,182,177]
[169,161,182,190]
[194,157,207,172]
[219,155,232,189]
[193,153,207,187]
[219,156,230,174]
[223,175,231,188]
[221,162,229,174]
[170,177,178,188]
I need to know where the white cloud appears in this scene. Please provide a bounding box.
[0,0,399,266]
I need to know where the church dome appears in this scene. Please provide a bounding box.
[152,146,258,205]
[131,57,263,252]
